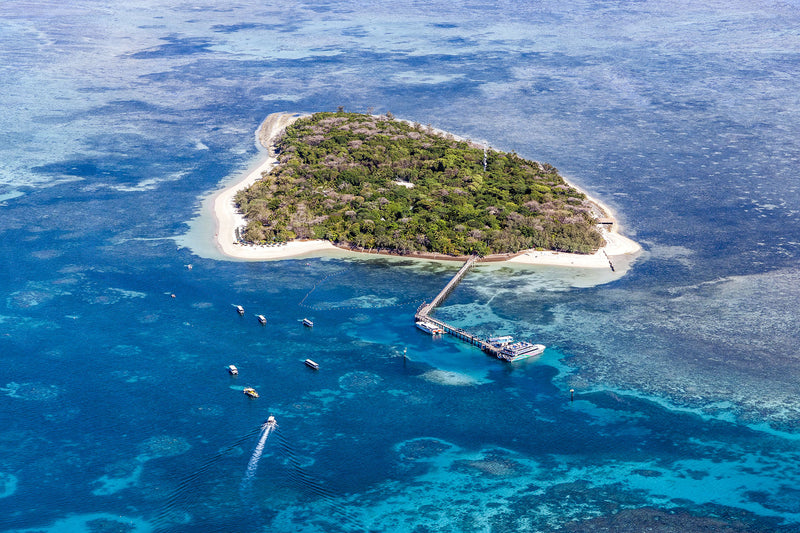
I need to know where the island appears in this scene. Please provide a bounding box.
[211,112,640,269]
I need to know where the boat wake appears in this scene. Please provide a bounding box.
[152,423,263,532]
[153,415,365,531]
[240,416,277,491]
[274,432,366,530]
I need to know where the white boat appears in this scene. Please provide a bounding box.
[488,335,514,348]
[303,318,313,327]
[234,305,245,315]
[498,342,545,362]
[415,320,444,335]
[304,358,319,370]
[227,364,239,375]
[257,314,267,325]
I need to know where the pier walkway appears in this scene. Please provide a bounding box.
[415,255,477,319]
[414,255,500,357]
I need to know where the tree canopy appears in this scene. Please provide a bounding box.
[234,111,604,256]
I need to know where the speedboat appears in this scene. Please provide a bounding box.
[243,387,259,398]
[228,365,239,375]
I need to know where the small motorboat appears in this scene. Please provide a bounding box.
[243,387,259,398]
[302,318,313,328]
[263,415,277,429]
[234,305,245,315]
[257,314,267,325]
[304,359,319,370]
[228,365,239,376]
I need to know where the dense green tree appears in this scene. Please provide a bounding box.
[234,111,604,256]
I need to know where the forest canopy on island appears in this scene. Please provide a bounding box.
[234,112,605,256]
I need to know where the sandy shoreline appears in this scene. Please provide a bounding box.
[210,112,642,270]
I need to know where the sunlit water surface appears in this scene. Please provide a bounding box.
[2,1,800,531]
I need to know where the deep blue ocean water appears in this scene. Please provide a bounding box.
[2,1,800,531]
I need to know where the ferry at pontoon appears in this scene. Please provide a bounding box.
[243,387,259,398]
[416,320,444,335]
[497,341,545,362]
[487,335,514,348]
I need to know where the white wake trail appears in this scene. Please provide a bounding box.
[241,417,276,490]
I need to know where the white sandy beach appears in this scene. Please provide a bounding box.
[211,112,642,269]
[211,113,340,260]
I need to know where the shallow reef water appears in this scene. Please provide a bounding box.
[3,0,800,531]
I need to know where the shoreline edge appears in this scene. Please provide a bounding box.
[210,112,642,271]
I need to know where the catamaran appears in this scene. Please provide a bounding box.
[497,341,545,362]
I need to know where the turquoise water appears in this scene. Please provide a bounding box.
[2,1,800,531]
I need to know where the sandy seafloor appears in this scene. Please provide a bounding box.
[2,1,800,531]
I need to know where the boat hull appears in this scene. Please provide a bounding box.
[498,343,545,362]
[416,321,444,335]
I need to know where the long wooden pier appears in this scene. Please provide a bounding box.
[415,255,477,319]
[414,255,500,356]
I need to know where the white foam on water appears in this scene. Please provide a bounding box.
[241,420,276,489]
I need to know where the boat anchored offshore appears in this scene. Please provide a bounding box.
[302,318,313,327]
[497,341,545,362]
[257,314,267,325]
[415,320,444,335]
[234,304,245,315]
[304,358,319,370]
[243,387,259,398]
[228,364,239,376]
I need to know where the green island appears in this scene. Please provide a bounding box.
[234,111,605,257]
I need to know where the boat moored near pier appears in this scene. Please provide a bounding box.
[497,341,545,362]
[415,320,444,335]
[487,335,514,348]
[414,256,545,364]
